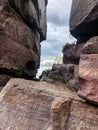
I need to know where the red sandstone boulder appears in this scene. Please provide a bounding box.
[0,78,79,130]
[78,37,98,104]
[0,78,98,130]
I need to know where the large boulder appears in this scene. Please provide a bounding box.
[0,0,47,78]
[0,78,79,130]
[0,78,98,130]
[78,37,98,104]
[70,0,98,43]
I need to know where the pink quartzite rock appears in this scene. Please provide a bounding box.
[0,78,78,130]
[65,100,98,130]
[78,37,98,104]
[0,78,98,130]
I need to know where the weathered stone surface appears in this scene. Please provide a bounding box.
[0,1,47,78]
[0,4,39,77]
[81,36,98,54]
[70,0,98,43]
[8,0,47,41]
[65,100,98,130]
[0,78,80,130]
[0,78,98,130]
[62,43,85,64]
[40,64,79,91]
[78,37,98,104]
[51,98,71,130]
[0,79,54,130]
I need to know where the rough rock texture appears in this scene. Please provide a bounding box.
[40,64,79,91]
[0,78,79,130]
[0,78,98,130]
[62,43,85,64]
[70,0,98,43]
[70,0,98,105]
[8,0,47,41]
[0,0,47,78]
[65,100,98,130]
[78,37,98,104]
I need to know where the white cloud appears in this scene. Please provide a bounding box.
[47,0,72,22]
[47,0,72,26]
[38,0,74,76]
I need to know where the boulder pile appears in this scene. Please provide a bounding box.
[0,0,98,130]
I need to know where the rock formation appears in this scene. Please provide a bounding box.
[40,64,79,91]
[0,0,47,89]
[62,43,85,64]
[70,0,98,104]
[70,0,98,43]
[78,37,98,104]
[0,78,98,130]
[0,0,98,130]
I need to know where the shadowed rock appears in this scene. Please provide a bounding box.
[0,74,12,91]
[70,0,98,43]
[40,64,79,91]
[8,0,48,41]
[0,0,47,78]
[62,43,85,64]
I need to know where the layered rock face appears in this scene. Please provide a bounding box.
[70,0,98,104]
[8,0,47,41]
[0,78,98,130]
[78,37,98,104]
[0,0,47,86]
[70,0,98,43]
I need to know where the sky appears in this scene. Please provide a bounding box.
[38,0,74,75]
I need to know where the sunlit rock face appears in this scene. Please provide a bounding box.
[0,78,98,130]
[70,0,98,43]
[0,0,47,79]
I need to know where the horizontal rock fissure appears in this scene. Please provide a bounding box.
[71,18,98,43]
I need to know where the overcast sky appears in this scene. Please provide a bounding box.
[38,0,73,75]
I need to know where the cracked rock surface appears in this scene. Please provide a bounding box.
[0,78,98,130]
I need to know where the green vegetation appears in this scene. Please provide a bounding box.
[44,56,63,68]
